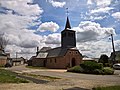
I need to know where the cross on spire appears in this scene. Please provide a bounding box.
[66,8,69,16]
[65,8,71,29]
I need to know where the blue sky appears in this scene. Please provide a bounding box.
[0,0,120,58]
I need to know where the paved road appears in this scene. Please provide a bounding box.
[5,65,120,89]
[114,70,120,75]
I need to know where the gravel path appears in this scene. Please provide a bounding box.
[17,75,49,84]
[2,65,120,90]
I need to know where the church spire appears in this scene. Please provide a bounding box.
[65,8,71,29]
[65,16,71,29]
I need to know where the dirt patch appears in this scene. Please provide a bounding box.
[0,83,90,90]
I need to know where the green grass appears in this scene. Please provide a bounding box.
[93,85,120,90]
[0,69,29,83]
[0,65,4,68]
[26,66,47,69]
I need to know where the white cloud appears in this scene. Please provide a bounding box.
[112,12,120,20]
[87,0,113,21]
[78,35,120,58]
[77,39,114,58]
[44,33,61,45]
[90,7,113,14]
[0,0,43,58]
[74,20,119,58]
[89,16,106,20]
[115,40,120,51]
[73,21,115,42]
[38,21,59,32]
[87,0,112,7]
[0,0,43,16]
[5,45,37,59]
[49,0,66,8]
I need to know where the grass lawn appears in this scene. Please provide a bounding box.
[0,69,29,83]
[93,85,120,90]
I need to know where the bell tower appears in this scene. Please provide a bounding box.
[61,17,76,48]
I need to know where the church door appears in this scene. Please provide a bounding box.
[71,58,76,67]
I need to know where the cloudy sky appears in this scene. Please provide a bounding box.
[0,0,120,59]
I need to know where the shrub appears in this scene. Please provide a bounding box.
[67,66,83,73]
[103,63,113,67]
[80,61,103,71]
[67,62,114,75]
[92,85,120,90]
[102,67,114,75]
[98,54,109,64]
[93,69,103,75]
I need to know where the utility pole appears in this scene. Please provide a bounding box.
[16,52,18,60]
[111,34,116,64]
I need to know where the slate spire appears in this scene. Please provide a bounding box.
[65,16,71,29]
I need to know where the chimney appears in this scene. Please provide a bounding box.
[36,47,39,56]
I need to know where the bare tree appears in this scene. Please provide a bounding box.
[0,33,9,52]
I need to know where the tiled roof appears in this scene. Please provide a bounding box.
[35,47,81,58]
[47,47,78,58]
[47,47,66,58]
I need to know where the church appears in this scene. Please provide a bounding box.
[31,17,83,69]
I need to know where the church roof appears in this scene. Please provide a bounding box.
[35,47,81,59]
[47,47,67,58]
[47,47,79,58]
[65,17,71,29]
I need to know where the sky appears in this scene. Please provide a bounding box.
[0,0,120,59]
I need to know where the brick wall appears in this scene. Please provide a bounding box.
[0,58,7,66]
[46,49,82,69]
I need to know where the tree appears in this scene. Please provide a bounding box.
[98,54,109,64]
[0,33,9,52]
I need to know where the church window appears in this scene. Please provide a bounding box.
[55,58,56,63]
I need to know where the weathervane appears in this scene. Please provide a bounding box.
[66,7,69,16]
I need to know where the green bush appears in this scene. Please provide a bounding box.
[67,66,83,73]
[102,67,114,75]
[80,61,103,71]
[93,85,120,90]
[67,62,114,75]
[93,69,103,75]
